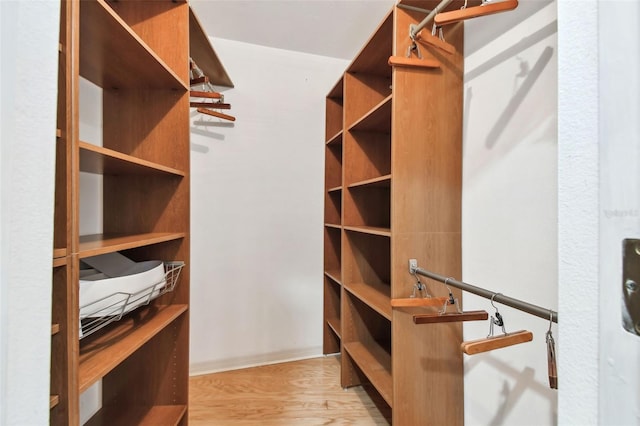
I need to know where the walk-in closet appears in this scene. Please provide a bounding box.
[1,0,639,425]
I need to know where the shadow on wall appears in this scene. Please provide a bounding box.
[465,354,558,426]
[485,46,554,149]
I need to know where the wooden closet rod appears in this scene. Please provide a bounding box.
[410,263,558,323]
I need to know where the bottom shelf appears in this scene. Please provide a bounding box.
[85,404,187,426]
[344,341,392,407]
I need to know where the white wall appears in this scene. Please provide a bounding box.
[557,0,600,424]
[0,1,60,424]
[598,1,640,424]
[189,38,349,373]
[462,1,558,424]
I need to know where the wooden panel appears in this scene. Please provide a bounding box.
[345,281,392,320]
[325,142,342,191]
[79,0,186,89]
[390,10,463,237]
[341,288,392,395]
[50,259,78,426]
[347,174,391,189]
[343,131,391,186]
[326,96,344,141]
[325,190,342,225]
[324,227,341,275]
[78,232,185,258]
[103,89,189,169]
[343,225,391,237]
[79,141,185,176]
[348,10,393,77]
[101,312,190,411]
[324,277,342,354]
[344,342,392,407]
[79,305,187,392]
[86,404,186,426]
[388,9,464,419]
[189,7,234,87]
[324,269,342,285]
[348,95,392,134]
[109,1,190,85]
[344,186,390,229]
[344,73,392,129]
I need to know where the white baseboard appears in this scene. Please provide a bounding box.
[189,346,324,376]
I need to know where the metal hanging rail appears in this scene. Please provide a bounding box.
[410,263,558,323]
[408,0,454,39]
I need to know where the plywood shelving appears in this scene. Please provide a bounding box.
[323,1,465,423]
[50,1,232,424]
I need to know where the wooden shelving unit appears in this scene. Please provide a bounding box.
[323,2,465,423]
[50,1,232,424]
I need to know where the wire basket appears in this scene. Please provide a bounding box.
[79,261,185,340]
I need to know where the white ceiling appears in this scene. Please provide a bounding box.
[189,0,396,60]
[190,0,556,60]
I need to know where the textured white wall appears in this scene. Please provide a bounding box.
[189,39,349,373]
[462,2,558,424]
[0,1,60,424]
[557,0,600,424]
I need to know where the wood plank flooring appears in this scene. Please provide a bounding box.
[189,355,391,425]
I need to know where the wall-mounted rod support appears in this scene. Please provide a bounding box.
[412,265,558,323]
[409,0,454,39]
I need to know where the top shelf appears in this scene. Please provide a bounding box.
[80,0,187,90]
[347,10,393,77]
[189,7,234,88]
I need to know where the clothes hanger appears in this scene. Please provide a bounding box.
[546,309,558,389]
[415,30,456,55]
[190,101,231,109]
[388,30,441,69]
[196,107,236,122]
[434,0,519,27]
[190,90,223,100]
[461,293,533,355]
[391,272,448,308]
[413,277,489,324]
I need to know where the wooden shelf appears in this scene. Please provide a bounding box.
[52,324,60,336]
[344,341,392,407]
[327,317,341,338]
[50,395,60,409]
[79,304,187,393]
[348,174,391,189]
[79,142,185,177]
[78,232,185,258]
[326,130,343,146]
[52,255,67,268]
[189,7,233,88]
[345,282,392,320]
[325,223,341,230]
[86,404,187,426]
[79,0,187,90]
[53,247,67,260]
[349,95,392,134]
[343,225,391,238]
[328,77,344,99]
[325,269,342,285]
[348,11,393,77]
[327,185,342,193]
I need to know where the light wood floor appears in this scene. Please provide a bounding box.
[189,355,391,425]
